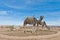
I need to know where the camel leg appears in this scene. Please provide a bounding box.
[42,24,50,30]
[37,23,39,26]
[42,24,44,29]
[46,25,50,30]
[44,23,50,30]
[23,23,27,33]
[33,23,35,26]
[23,23,26,26]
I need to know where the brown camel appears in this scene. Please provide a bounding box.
[23,16,50,33]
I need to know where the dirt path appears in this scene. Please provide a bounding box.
[0,31,60,40]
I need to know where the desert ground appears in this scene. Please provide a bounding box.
[0,26,60,40]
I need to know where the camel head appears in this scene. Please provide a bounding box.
[40,16,44,20]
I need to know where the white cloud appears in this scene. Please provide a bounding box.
[4,4,21,9]
[4,3,27,9]
[3,0,56,10]
[2,0,60,8]
[46,11,60,16]
[0,20,19,26]
[0,11,8,15]
[3,0,48,9]
[46,20,60,26]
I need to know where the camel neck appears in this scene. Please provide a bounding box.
[39,19,43,22]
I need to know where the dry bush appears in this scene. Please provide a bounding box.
[9,25,14,31]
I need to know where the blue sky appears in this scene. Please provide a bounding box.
[0,0,60,26]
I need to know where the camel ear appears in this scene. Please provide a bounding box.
[40,16,44,18]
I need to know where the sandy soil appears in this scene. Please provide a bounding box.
[0,31,60,40]
[0,27,60,40]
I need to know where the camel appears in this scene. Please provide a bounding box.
[23,16,50,33]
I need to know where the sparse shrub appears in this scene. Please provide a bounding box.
[1,26,3,28]
[10,25,14,31]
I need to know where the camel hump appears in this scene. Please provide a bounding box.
[26,16,36,20]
